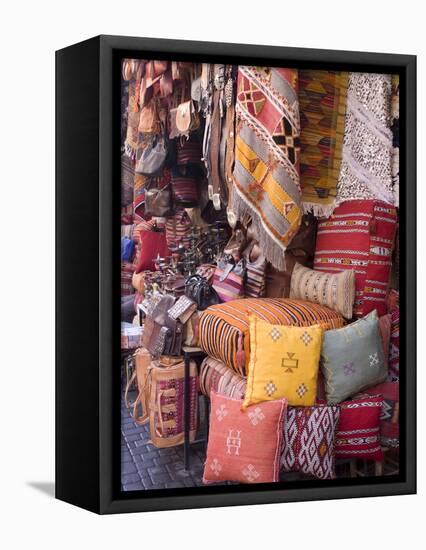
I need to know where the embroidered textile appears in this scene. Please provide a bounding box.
[281,405,340,480]
[232,66,302,270]
[334,396,384,461]
[299,70,348,217]
[321,310,387,404]
[314,199,397,317]
[203,391,287,484]
[357,382,399,449]
[243,317,323,408]
[290,262,355,319]
[336,73,394,205]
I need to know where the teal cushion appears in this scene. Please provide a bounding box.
[321,310,387,404]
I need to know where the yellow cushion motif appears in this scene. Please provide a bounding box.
[243,316,324,409]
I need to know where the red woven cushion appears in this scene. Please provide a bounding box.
[314,200,397,317]
[281,405,340,479]
[334,395,384,461]
[135,229,170,273]
[203,391,287,484]
[357,382,399,449]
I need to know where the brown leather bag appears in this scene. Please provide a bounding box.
[147,357,198,448]
[132,271,146,294]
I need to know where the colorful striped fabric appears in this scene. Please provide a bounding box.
[299,70,348,218]
[199,298,344,375]
[231,66,302,271]
[314,200,397,317]
[165,209,192,250]
[199,356,247,400]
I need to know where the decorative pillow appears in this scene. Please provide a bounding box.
[281,405,340,480]
[334,396,384,461]
[200,357,247,400]
[290,262,355,319]
[243,316,323,409]
[321,310,387,404]
[199,298,344,376]
[314,200,397,318]
[203,391,287,484]
[357,382,399,449]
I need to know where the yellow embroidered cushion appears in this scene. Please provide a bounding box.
[243,316,324,409]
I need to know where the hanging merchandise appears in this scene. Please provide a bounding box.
[391,75,400,207]
[336,72,394,206]
[298,70,349,217]
[144,170,173,218]
[212,258,246,302]
[135,228,170,273]
[231,66,302,271]
[243,241,266,298]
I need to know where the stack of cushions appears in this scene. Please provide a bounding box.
[201,304,391,483]
[314,199,397,318]
[199,298,344,376]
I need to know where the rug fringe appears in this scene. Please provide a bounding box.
[301,201,336,219]
[231,192,288,271]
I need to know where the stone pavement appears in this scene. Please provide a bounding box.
[121,389,210,491]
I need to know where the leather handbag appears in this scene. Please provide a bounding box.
[168,295,197,324]
[145,357,198,448]
[125,347,152,425]
[212,259,245,302]
[132,271,147,294]
[135,132,168,176]
[138,98,162,134]
[185,274,221,310]
[144,177,173,218]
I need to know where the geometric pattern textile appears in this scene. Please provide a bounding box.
[281,405,340,480]
[314,199,397,317]
[299,70,349,217]
[336,72,394,206]
[357,382,399,449]
[243,317,323,408]
[199,298,344,376]
[231,66,302,270]
[290,262,355,319]
[334,396,384,461]
[203,391,287,484]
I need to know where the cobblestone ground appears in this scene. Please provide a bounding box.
[121,389,208,491]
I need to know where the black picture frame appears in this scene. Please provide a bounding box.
[56,35,416,514]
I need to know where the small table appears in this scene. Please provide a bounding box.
[182,346,208,471]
